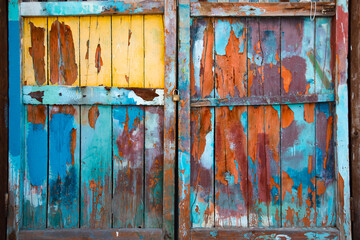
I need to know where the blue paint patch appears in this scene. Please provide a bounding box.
[210,231,218,237]
[26,123,47,186]
[215,20,231,56]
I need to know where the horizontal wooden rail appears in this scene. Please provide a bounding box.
[191,227,339,239]
[190,93,334,107]
[23,86,164,106]
[19,228,162,240]
[20,0,164,16]
[190,2,335,17]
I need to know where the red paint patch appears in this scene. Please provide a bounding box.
[29,22,46,85]
[27,105,46,126]
[88,105,100,129]
[95,44,103,74]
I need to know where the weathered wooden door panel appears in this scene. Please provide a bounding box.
[178,1,350,239]
[8,0,176,238]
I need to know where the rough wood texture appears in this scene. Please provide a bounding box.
[0,0,8,237]
[190,2,336,17]
[351,0,360,237]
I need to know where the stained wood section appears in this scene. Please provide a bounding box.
[112,106,145,228]
[281,17,315,96]
[247,17,280,97]
[112,15,144,88]
[144,107,164,228]
[190,2,336,17]
[80,105,111,228]
[248,105,280,227]
[23,17,48,86]
[23,105,48,229]
[315,103,335,226]
[215,106,247,227]
[191,228,340,239]
[190,18,214,99]
[18,228,163,240]
[48,17,79,86]
[281,104,316,227]
[190,107,214,228]
[80,16,111,86]
[144,15,165,88]
[214,18,247,98]
[315,17,333,94]
[48,106,80,229]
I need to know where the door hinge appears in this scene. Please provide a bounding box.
[5,193,8,217]
[351,196,354,222]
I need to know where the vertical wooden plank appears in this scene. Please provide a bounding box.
[144,15,164,88]
[178,0,191,236]
[247,17,280,97]
[80,16,111,86]
[113,106,144,228]
[8,0,21,237]
[190,18,214,99]
[80,105,111,228]
[48,17,79,86]
[23,105,48,229]
[281,104,316,227]
[314,17,333,94]
[350,0,360,237]
[214,18,247,99]
[164,0,177,237]
[23,17,47,86]
[48,106,80,229]
[315,103,335,226]
[112,15,144,88]
[144,106,164,228]
[215,106,248,227]
[281,18,315,96]
[190,107,214,228]
[248,105,280,227]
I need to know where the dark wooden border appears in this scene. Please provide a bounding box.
[0,0,8,238]
[350,0,360,238]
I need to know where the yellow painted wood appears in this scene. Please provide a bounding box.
[23,17,48,86]
[112,15,131,88]
[112,15,144,88]
[80,16,111,87]
[144,15,164,88]
[48,17,80,86]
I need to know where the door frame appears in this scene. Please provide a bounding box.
[177,0,351,239]
[7,0,176,239]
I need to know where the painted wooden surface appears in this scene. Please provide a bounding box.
[21,1,164,17]
[145,107,164,228]
[23,86,165,106]
[23,105,48,229]
[113,106,145,228]
[190,2,336,17]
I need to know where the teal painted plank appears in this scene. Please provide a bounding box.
[48,106,80,228]
[315,18,333,94]
[215,106,248,227]
[113,106,144,228]
[281,104,316,227]
[23,86,164,106]
[248,105,280,227]
[144,106,164,228]
[80,105,111,228]
[315,103,335,226]
[20,1,164,16]
[23,105,48,229]
[190,107,214,228]
[190,18,214,99]
[281,17,315,96]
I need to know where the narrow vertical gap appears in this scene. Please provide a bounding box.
[245,17,250,228]
[143,107,146,229]
[78,15,82,229]
[314,104,317,227]
[279,16,283,229]
[212,17,216,228]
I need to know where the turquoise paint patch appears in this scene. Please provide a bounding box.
[210,231,218,237]
[215,20,231,56]
[9,0,19,21]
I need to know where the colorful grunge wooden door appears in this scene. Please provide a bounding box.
[178,0,351,240]
[8,0,176,239]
